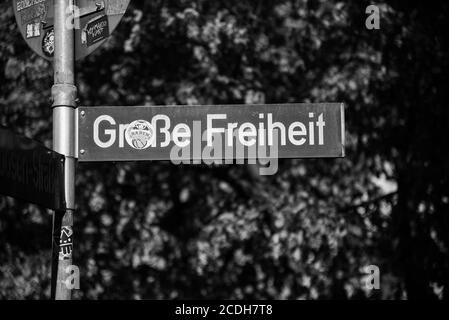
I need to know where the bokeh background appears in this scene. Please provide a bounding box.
[1,0,448,299]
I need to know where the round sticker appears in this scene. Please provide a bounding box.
[125,120,155,150]
[42,28,55,58]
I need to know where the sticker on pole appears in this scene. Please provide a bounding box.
[12,0,130,61]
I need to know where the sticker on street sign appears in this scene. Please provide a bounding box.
[0,127,66,210]
[77,103,345,162]
[83,14,109,46]
[12,0,130,60]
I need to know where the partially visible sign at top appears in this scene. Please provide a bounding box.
[12,0,130,60]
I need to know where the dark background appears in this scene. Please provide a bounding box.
[1,0,448,299]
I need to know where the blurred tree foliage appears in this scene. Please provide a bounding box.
[1,0,448,299]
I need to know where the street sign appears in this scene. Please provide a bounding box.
[77,103,345,162]
[0,127,66,210]
[12,0,130,60]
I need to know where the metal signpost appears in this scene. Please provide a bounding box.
[9,0,346,300]
[50,0,76,301]
[12,0,130,300]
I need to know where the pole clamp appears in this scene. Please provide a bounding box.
[51,84,77,108]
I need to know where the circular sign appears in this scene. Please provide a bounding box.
[125,120,155,150]
[12,0,131,61]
